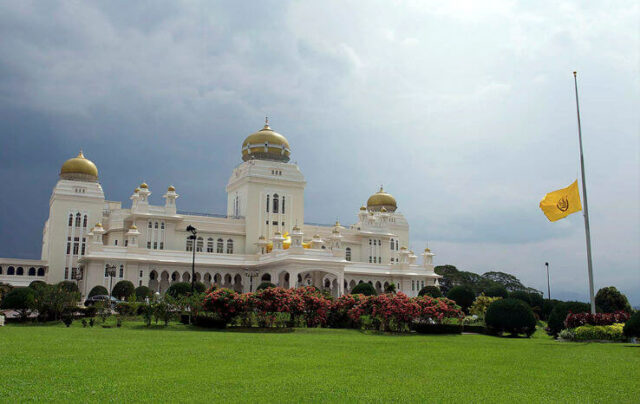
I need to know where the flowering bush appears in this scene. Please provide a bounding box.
[294,286,332,327]
[248,287,305,315]
[564,311,630,329]
[572,323,626,342]
[328,294,367,328]
[469,294,502,318]
[414,296,464,324]
[203,288,246,324]
[349,292,419,332]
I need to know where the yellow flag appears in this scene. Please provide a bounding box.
[539,180,582,222]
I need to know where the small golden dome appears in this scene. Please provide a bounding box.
[134,188,140,193]
[259,235,266,240]
[400,246,407,250]
[60,151,98,180]
[360,206,367,211]
[95,222,103,228]
[140,182,148,189]
[381,207,388,213]
[274,231,282,235]
[313,234,320,238]
[424,247,431,253]
[366,186,397,212]
[130,224,138,230]
[241,119,291,162]
[167,185,175,192]
[292,225,300,231]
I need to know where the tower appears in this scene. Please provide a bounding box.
[226,120,306,253]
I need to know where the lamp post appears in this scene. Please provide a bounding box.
[244,270,259,292]
[545,262,551,300]
[186,225,197,293]
[105,264,117,305]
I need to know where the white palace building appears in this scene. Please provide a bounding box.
[0,121,439,298]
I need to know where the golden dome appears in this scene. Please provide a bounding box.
[424,247,431,253]
[241,119,291,162]
[366,186,397,212]
[134,188,140,193]
[381,207,388,213]
[167,185,175,192]
[292,224,300,231]
[130,224,138,230]
[360,206,367,211]
[274,231,282,236]
[60,151,98,181]
[140,182,148,189]
[95,222,103,228]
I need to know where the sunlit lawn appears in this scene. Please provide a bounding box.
[1,320,638,403]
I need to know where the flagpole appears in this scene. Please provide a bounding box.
[573,71,596,314]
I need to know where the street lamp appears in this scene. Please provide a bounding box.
[186,225,197,293]
[545,262,551,300]
[105,264,117,304]
[244,270,259,292]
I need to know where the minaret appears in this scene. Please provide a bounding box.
[422,248,434,267]
[126,224,140,248]
[135,182,151,213]
[290,225,304,250]
[163,185,178,215]
[130,187,140,211]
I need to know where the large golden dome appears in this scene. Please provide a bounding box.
[366,186,397,212]
[241,119,291,162]
[60,151,98,181]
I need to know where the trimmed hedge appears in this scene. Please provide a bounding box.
[573,323,626,342]
[28,280,47,290]
[134,286,153,301]
[351,282,377,296]
[623,311,640,338]
[418,286,442,298]
[446,286,475,312]
[485,298,536,337]
[111,280,135,300]
[88,285,109,298]
[547,301,590,336]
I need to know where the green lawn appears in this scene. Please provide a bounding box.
[1,321,638,403]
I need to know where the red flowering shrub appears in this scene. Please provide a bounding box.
[329,294,367,328]
[294,286,333,327]
[248,287,305,317]
[413,296,464,324]
[202,288,246,324]
[564,311,631,329]
[349,292,419,332]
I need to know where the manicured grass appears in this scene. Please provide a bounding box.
[1,321,638,403]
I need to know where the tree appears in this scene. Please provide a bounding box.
[481,271,526,292]
[595,286,632,313]
[484,285,509,299]
[351,282,377,296]
[485,298,536,337]
[33,284,81,321]
[0,287,35,320]
[0,282,13,302]
[29,280,47,290]
[547,301,590,336]
[418,286,442,298]
[166,282,192,298]
[384,283,397,294]
[58,281,80,294]
[446,286,475,313]
[111,280,135,300]
[509,291,531,306]
[88,285,109,298]
[257,282,276,291]
[134,286,153,301]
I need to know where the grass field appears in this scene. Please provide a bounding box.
[1,321,638,403]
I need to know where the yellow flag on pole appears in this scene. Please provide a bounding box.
[539,180,582,222]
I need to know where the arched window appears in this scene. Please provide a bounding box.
[0,266,2,275]
[68,214,73,226]
[226,239,233,254]
[261,273,271,282]
[196,237,203,252]
[161,222,165,229]
[74,213,81,227]
[186,237,193,252]
[119,265,124,278]
[149,271,156,281]
[390,239,394,250]
[345,247,351,261]
[395,240,399,250]
[266,195,270,213]
[273,194,279,213]
[7,266,15,275]
[282,196,286,214]
[207,238,214,253]
[154,222,158,229]
[217,238,224,253]
[28,267,36,276]
[37,267,45,277]
[148,221,152,228]
[83,215,88,228]
[17,267,24,276]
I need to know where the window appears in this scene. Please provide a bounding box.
[37,267,45,276]
[153,242,157,249]
[71,268,77,279]
[159,242,164,250]
[114,240,118,246]
[266,195,270,213]
[373,239,377,246]
[282,196,286,214]
[378,256,381,263]
[83,215,88,227]
[217,238,223,253]
[196,237,203,252]
[75,213,81,227]
[346,247,351,261]
[17,267,24,276]
[369,239,372,245]
[207,238,214,253]
[161,222,165,229]
[390,239,394,250]
[395,240,399,250]
[68,214,73,226]
[226,239,233,254]
[148,221,152,228]
[119,265,124,278]
[154,222,158,229]
[66,237,71,254]
[124,240,129,247]
[273,194,279,213]
[104,265,109,277]
[368,257,372,263]
[139,270,143,277]
[7,266,15,275]
[81,238,86,255]
[64,267,69,279]
[186,238,193,252]
[412,280,415,291]
[73,237,79,255]
[147,241,151,249]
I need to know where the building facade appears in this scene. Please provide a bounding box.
[0,121,439,297]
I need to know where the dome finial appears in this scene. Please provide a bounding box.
[264,116,270,129]
[379,185,384,192]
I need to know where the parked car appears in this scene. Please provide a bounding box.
[84,295,121,307]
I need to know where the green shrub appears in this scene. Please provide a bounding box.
[62,314,73,327]
[351,282,377,296]
[484,286,509,299]
[384,283,397,293]
[111,281,135,300]
[542,299,561,321]
[595,286,632,313]
[194,282,206,294]
[418,286,442,298]
[88,285,109,298]
[29,280,47,290]
[134,286,153,301]
[623,311,640,338]
[446,286,475,312]
[0,287,35,320]
[166,282,192,298]
[115,302,139,317]
[547,301,590,336]
[58,281,79,294]
[509,290,531,306]
[257,282,276,291]
[485,298,536,337]
[469,294,502,317]
[528,293,544,311]
[573,323,625,342]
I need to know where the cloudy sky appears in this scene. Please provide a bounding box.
[0,1,638,304]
